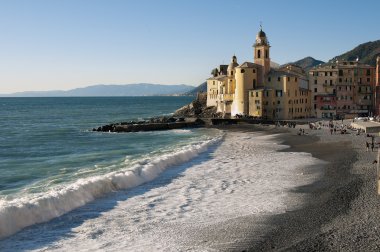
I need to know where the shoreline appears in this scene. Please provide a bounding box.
[2,121,380,251]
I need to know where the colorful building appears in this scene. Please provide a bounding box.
[309,60,376,118]
[206,28,311,120]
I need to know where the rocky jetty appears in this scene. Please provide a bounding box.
[93,117,205,133]
[93,92,216,133]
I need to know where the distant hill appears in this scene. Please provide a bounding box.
[328,40,380,66]
[290,56,325,71]
[270,61,280,69]
[1,83,194,97]
[182,82,207,96]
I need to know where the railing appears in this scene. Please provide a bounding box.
[208,94,218,100]
[358,89,372,94]
[319,107,336,110]
[218,94,234,101]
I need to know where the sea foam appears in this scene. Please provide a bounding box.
[0,135,222,239]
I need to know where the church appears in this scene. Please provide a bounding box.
[206,28,312,120]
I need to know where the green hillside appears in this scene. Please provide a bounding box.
[329,40,380,66]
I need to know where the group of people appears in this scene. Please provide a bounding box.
[366,134,377,152]
[366,141,375,152]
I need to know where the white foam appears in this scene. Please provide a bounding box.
[0,135,223,239]
[0,131,325,251]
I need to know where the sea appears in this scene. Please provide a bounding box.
[0,97,324,251]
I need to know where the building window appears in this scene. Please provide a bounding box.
[287,77,290,81]
[314,79,317,84]
[330,80,333,85]
[253,79,256,88]
[367,69,371,76]
[257,49,261,59]
[278,77,281,82]
[314,95,317,100]
[305,99,307,103]
[277,100,280,104]
[314,88,317,92]
[256,92,259,97]
[230,71,233,75]
[314,104,317,109]
[265,49,268,58]
[241,69,245,73]
[367,78,370,82]
[268,77,271,82]
[325,72,328,76]
[339,78,342,83]
[330,72,333,76]
[295,77,298,82]
[253,69,256,73]
[339,70,343,76]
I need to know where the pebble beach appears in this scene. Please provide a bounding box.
[232,120,380,251]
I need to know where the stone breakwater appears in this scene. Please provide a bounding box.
[93,117,206,133]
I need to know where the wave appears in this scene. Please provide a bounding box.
[0,135,223,239]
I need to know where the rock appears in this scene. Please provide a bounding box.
[173,92,215,118]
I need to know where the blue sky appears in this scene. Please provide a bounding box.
[0,0,379,93]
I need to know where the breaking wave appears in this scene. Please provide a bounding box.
[0,135,223,239]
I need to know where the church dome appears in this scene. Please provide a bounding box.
[257,29,266,38]
[254,28,269,47]
[227,55,238,72]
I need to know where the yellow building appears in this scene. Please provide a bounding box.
[206,28,311,120]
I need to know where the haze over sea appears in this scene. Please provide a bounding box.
[0,97,323,251]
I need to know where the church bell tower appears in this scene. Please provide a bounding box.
[253,26,271,76]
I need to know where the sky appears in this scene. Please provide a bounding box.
[0,0,379,94]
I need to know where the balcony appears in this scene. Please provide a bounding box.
[218,94,234,101]
[358,89,372,94]
[319,106,336,110]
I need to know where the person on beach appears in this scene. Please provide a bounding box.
[366,141,370,151]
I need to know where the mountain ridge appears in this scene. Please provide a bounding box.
[289,56,325,71]
[328,40,380,66]
[0,83,194,97]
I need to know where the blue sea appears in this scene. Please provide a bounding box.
[0,97,222,239]
[0,97,324,251]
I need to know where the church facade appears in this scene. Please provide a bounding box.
[206,28,312,120]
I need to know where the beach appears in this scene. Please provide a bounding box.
[1,119,380,251]
[242,122,380,251]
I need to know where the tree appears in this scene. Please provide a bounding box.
[211,68,219,77]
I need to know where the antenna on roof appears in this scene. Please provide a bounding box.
[260,21,263,30]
